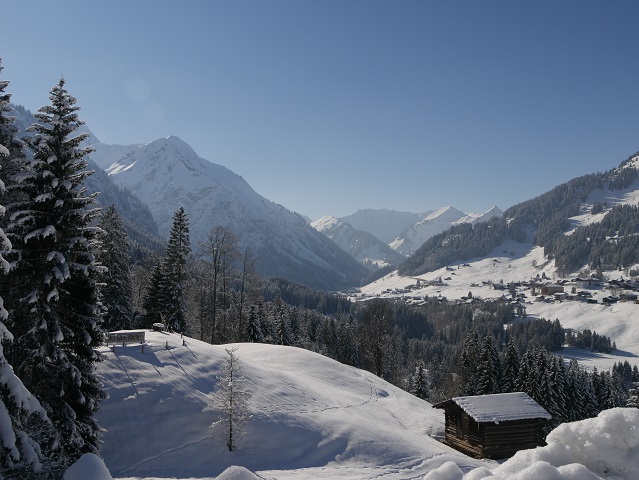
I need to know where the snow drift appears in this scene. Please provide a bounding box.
[425,408,639,480]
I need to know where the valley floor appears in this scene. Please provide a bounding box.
[356,242,639,371]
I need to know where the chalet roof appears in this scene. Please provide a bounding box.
[435,392,551,423]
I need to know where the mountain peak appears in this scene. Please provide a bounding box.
[311,216,341,231]
[484,205,503,215]
[145,134,198,159]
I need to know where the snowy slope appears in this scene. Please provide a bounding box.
[93,332,639,480]
[97,332,483,479]
[358,236,639,373]
[567,156,639,233]
[390,206,503,256]
[311,216,405,268]
[88,136,367,289]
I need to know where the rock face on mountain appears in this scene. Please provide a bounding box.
[89,136,368,289]
[311,216,405,269]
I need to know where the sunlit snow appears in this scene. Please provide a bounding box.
[60,330,639,479]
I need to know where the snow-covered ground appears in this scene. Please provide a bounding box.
[80,222,639,479]
[80,330,639,480]
[96,332,485,479]
[357,237,639,372]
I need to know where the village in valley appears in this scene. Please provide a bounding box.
[354,270,638,308]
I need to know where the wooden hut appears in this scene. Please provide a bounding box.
[433,392,551,459]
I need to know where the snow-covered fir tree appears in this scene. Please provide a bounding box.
[545,356,568,429]
[627,381,639,408]
[0,59,54,478]
[3,78,106,473]
[500,340,519,393]
[162,207,191,333]
[409,361,430,400]
[244,304,263,343]
[211,347,251,451]
[477,334,501,395]
[273,295,293,346]
[142,260,169,326]
[0,62,27,202]
[97,205,133,331]
[336,315,359,367]
[459,331,481,395]
[565,359,587,421]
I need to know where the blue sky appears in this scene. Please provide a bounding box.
[3,1,639,220]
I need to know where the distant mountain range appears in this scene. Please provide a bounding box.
[10,106,368,289]
[387,205,503,256]
[399,153,639,277]
[312,206,503,263]
[87,135,368,290]
[311,216,405,269]
[13,103,639,291]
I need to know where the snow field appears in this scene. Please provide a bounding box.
[97,332,482,479]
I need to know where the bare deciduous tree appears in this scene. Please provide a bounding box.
[211,347,251,451]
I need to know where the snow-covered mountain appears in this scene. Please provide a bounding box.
[9,105,161,250]
[337,207,503,257]
[390,205,503,256]
[89,136,368,289]
[311,216,405,269]
[93,331,639,479]
[340,209,423,244]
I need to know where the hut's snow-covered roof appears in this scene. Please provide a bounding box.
[440,392,551,423]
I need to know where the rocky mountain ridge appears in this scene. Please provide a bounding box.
[88,135,368,289]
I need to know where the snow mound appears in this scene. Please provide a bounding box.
[426,408,639,480]
[215,465,261,479]
[64,453,112,480]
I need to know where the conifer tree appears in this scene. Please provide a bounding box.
[142,260,169,326]
[477,335,501,394]
[0,60,54,477]
[336,315,359,367]
[546,356,568,427]
[565,359,585,421]
[409,361,430,400]
[500,340,519,393]
[274,295,293,346]
[4,78,106,471]
[460,331,481,395]
[580,368,600,418]
[626,381,639,408]
[244,304,263,343]
[98,205,133,331]
[162,207,191,332]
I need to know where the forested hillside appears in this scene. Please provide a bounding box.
[400,154,639,276]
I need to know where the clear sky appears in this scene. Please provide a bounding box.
[3,1,639,220]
